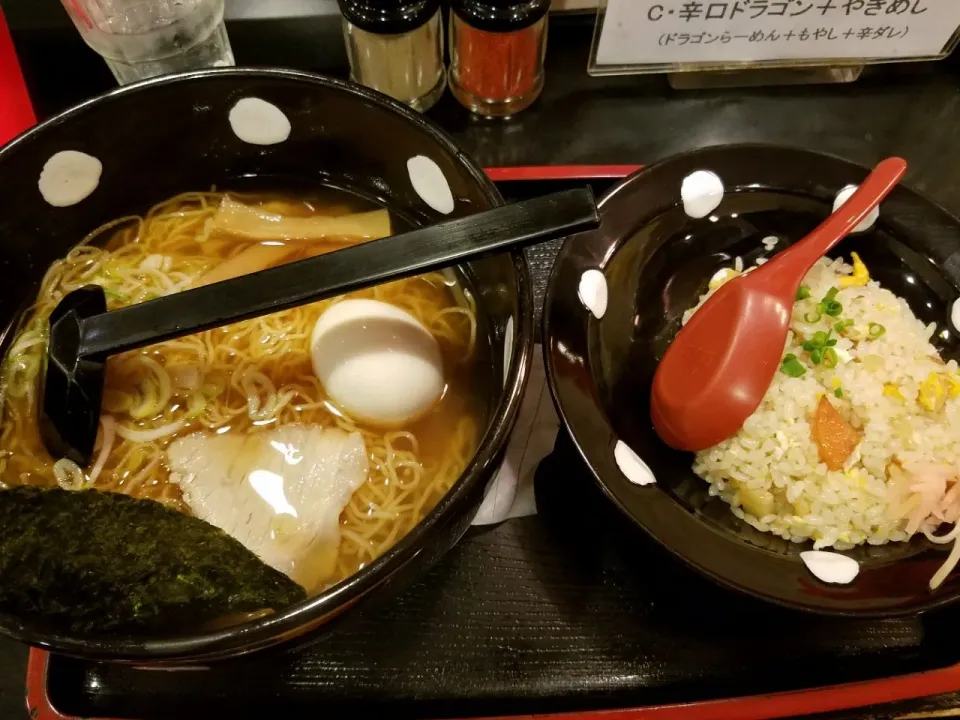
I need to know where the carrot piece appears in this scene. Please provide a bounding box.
[811,396,860,471]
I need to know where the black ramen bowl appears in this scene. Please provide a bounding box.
[0,68,533,660]
[544,144,960,616]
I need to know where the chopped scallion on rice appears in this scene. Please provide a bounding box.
[780,354,806,378]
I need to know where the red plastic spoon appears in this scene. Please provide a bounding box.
[651,157,907,452]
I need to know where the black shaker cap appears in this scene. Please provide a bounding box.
[450,0,550,33]
[338,0,440,34]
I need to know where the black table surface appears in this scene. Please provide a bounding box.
[6,4,960,719]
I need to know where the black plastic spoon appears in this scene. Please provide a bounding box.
[40,188,599,465]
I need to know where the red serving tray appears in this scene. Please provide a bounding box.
[25,645,960,720]
[0,7,35,147]
[486,165,643,182]
[13,163,960,719]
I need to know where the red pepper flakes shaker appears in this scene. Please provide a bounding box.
[448,0,549,118]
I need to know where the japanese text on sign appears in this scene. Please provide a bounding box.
[595,0,960,67]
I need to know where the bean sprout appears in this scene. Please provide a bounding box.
[88,416,115,485]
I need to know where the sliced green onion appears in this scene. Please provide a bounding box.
[834,387,843,398]
[868,322,886,338]
[816,302,826,314]
[185,391,207,419]
[804,311,822,323]
[802,339,816,352]
[812,331,828,345]
[822,347,838,368]
[824,287,840,302]
[796,285,811,301]
[811,348,824,365]
[826,338,837,347]
[823,300,843,317]
[781,354,806,378]
[98,286,127,301]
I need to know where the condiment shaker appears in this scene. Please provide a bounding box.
[448,0,549,118]
[339,0,446,112]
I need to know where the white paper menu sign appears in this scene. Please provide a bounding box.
[595,0,960,67]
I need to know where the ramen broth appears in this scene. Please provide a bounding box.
[0,188,490,592]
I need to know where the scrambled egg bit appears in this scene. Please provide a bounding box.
[883,383,905,402]
[708,267,739,291]
[918,372,960,412]
[839,252,869,288]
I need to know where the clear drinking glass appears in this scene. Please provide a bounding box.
[59,0,235,85]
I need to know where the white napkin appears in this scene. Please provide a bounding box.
[472,345,559,525]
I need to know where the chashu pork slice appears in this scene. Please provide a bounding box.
[167,425,368,591]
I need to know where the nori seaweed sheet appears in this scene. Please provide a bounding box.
[0,487,306,634]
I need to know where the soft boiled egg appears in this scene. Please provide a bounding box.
[310,299,445,427]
